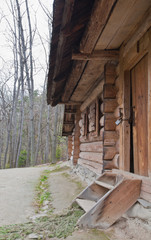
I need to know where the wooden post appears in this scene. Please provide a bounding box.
[122,71,131,171]
[148,30,151,177]
[73,107,81,165]
[68,135,72,160]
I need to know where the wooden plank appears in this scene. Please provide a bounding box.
[123,7,151,56]
[80,0,117,53]
[79,152,103,163]
[112,169,151,202]
[95,180,114,190]
[73,108,81,165]
[80,80,104,112]
[104,131,119,146]
[131,55,148,176]
[78,179,141,229]
[72,50,119,61]
[68,136,72,160]
[95,98,100,137]
[123,71,130,171]
[80,142,103,153]
[71,61,104,103]
[148,30,151,177]
[101,99,118,113]
[123,30,149,70]
[53,0,75,78]
[103,147,117,160]
[61,60,87,102]
[103,84,117,99]
[95,0,151,50]
[76,199,96,212]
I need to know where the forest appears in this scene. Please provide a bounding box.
[0,0,67,169]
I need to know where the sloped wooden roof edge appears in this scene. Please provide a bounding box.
[47,0,95,106]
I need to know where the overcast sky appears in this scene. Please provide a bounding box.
[0,0,53,90]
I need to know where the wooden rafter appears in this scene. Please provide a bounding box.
[72,50,119,61]
[61,60,87,103]
[80,0,117,54]
[53,0,75,79]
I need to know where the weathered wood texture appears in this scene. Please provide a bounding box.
[72,50,119,61]
[131,55,148,176]
[103,84,117,99]
[103,131,119,146]
[71,61,105,103]
[80,0,117,53]
[102,63,119,169]
[80,79,104,112]
[80,142,103,152]
[78,158,103,174]
[79,152,103,163]
[68,136,72,160]
[101,99,118,113]
[62,60,87,103]
[72,109,81,165]
[95,0,151,50]
[92,179,141,228]
[113,169,151,203]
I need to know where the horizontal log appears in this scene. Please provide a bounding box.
[72,50,119,61]
[80,133,103,143]
[79,152,103,163]
[103,131,119,146]
[103,147,117,160]
[141,183,151,194]
[140,191,151,203]
[80,141,103,153]
[78,158,103,174]
[101,99,118,113]
[80,80,104,112]
[103,154,119,170]
[103,84,117,99]
[104,63,117,84]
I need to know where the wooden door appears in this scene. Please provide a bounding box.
[130,55,148,176]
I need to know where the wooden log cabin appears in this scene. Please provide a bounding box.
[47,0,151,211]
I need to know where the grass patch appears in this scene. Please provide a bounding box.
[62,172,84,193]
[50,165,70,173]
[35,171,51,210]
[0,206,84,240]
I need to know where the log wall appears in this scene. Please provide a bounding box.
[78,63,120,175]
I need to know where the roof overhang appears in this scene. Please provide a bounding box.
[47,0,151,107]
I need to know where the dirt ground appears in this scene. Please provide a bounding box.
[0,162,151,239]
[0,166,49,226]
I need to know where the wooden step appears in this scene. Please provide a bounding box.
[95,180,114,190]
[77,178,141,229]
[76,198,96,212]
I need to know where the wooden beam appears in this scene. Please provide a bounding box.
[123,7,151,57]
[53,0,75,78]
[61,60,87,103]
[72,50,119,61]
[80,0,117,54]
[80,80,104,112]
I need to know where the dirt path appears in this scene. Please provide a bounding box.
[0,166,49,226]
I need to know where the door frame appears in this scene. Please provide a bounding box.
[120,29,151,176]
